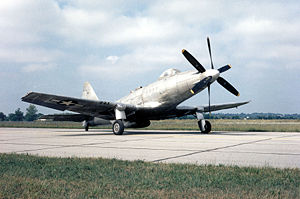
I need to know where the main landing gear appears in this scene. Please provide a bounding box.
[113,105,126,135]
[196,111,212,134]
[198,119,211,134]
[112,120,124,135]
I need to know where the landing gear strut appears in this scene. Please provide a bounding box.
[82,120,90,132]
[112,120,124,135]
[198,120,211,134]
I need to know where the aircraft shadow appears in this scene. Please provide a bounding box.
[125,131,256,136]
[59,129,255,136]
[125,131,201,135]
[60,129,112,136]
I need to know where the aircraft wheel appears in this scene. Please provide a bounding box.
[112,120,124,135]
[198,120,211,134]
[85,123,89,131]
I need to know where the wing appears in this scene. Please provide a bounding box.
[201,101,250,112]
[176,101,250,115]
[22,92,135,120]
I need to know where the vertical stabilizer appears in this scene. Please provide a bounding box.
[82,82,99,100]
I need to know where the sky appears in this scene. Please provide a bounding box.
[0,0,299,115]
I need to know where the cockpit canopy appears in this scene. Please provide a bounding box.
[159,68,181,79]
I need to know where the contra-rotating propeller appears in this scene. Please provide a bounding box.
[182,37,239,114]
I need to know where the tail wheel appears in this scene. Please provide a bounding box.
[85,123,89,131]
[198,120,211,134]
[112,120,124,135]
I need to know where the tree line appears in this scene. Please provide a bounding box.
[0,105,43,121]
[179,113,300,120]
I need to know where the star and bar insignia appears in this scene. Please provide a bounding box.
[51,99,78,106]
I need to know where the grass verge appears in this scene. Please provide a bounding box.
[0,153,299,198]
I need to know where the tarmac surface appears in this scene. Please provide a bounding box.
[1,128,300,168]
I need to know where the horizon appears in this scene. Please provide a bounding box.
[2,104,300,117]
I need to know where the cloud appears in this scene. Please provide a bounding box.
[22,63,57,72]
[106,56,119,64]
[60,9,180,47]
[63,0,300,73]
[78,44,186,80]
[0,0,64,70]
[0,0,62,46]
[0,48,63,64]
[0,0,300,113]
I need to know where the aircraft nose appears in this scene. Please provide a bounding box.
[205,69,220,82]
[189,69,220,95]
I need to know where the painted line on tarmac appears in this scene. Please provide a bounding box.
[152,137,273,162]
[212,150,300,156]
[151,134,300,162]
[6,135,177,154]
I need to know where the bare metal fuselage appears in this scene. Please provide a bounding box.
[117,69,220,113]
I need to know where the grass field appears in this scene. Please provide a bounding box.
[0,153,299,199]
[147,119,300,132]
[1,119,300,132]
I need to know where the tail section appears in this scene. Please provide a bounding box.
[82,82,99,100]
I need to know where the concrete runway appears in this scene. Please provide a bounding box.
[1,128,300,168]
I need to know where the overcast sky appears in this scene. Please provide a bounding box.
[0,0,299,114]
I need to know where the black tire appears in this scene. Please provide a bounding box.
[198,120,211,134]
[112,120,124,135]
[85,123,89,131]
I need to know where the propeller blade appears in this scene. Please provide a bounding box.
[207,37,214,69]
[182,49,206,73]
[217,77,240,96]
[218,64,231,73]
[190,76,212,94]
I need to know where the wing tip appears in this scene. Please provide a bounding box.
[240,100,251,105]
[21,91,33,100]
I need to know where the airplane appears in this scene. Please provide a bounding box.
[22,37,249,135]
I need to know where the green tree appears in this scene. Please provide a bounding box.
[8,108,24,121]
[0,112,7,121]
[25,105,39,121]
[37,113,44,118]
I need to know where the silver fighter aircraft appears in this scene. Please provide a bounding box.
[22,37,249,135]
